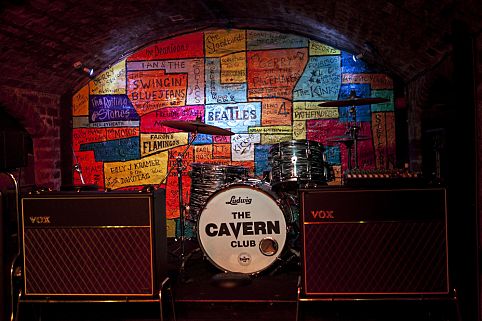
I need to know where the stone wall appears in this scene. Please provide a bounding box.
[0,86,61,190]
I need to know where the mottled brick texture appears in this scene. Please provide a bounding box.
[0,86,61,190]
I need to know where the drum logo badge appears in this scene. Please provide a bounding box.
[238,253,252,266]
[226,195,252,205]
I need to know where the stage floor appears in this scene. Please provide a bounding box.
[167,240,457,321]
[15,239,459,321]
[169,239,300,302]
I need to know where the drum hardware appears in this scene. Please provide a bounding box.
[210,272,252,288]
[157,117,234,136]
[259,237,279,256]
[159,131,197,282]
[72,146,85,185]
[327,126,370,170]
[158,117,234,282]
[268,192,301,277]
[268,247,300,277]
[317,89,389,107]
[67,147,100,191]
[277,191,300,239]
[322,90,389,170]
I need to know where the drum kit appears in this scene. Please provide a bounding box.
[321,90,389,170]
[159,91,388,281]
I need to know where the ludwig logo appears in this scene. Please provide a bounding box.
[29,216,51,224]
[310,210,334,219]
[226,195,252,205]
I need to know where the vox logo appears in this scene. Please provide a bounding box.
[29,216,51,224]
[310,210,334,219]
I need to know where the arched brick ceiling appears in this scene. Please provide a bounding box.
[0,0,481,96]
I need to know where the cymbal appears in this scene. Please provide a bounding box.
[327,135,371,143]
[318,90,389,107]
[158,119,234,136]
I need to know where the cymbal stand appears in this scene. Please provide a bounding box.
[347,106,360,170]
[160,131,198,280]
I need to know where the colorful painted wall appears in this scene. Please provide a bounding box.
[72,29,396,237]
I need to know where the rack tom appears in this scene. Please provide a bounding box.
[189,163,249,221]
[268,140,331,190]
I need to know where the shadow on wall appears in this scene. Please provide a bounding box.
[0,107,35,321]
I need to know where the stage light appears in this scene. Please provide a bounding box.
[73,61,94,77]
[82,66,94,77]
[352,53,363,62]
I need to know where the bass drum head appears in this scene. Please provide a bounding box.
[197,184,287,274]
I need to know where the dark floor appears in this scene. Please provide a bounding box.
[13,239,460,321]
[15,291,460,321]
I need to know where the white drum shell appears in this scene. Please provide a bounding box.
[197,184,287,274]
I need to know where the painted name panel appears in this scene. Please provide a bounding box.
[71,28,397,237]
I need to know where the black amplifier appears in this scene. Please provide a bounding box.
[299,187,448,297]
[20,189,166,298]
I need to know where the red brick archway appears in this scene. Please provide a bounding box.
[0,85,61,189]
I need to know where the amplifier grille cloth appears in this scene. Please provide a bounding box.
[304,221,447,294]
[24,228,152,295]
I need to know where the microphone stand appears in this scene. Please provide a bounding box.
[72,147,85,185]
[160,131,198,281]
[348,106,361,170]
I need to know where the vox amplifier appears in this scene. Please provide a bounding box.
[300,187,448,297]
[20,189,166,298]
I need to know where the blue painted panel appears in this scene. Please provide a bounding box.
[80,137,140,162]
[254,144,271,176]
[205,58,247,104]
[175,218,196,239]
[339,83,371,100]
[293,56,341,101]
[324,145,341,164]
[205,102,261,134]
[371,90,394,112]
[341,51,370,73]
[339,105,371,123]
[338,84,372,122]
[89,95,139,123]
[192,133,213,145]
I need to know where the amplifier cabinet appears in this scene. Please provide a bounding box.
[20,189,166,298]
[300,187,448,297]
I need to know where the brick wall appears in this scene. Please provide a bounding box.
[0,86,61,190]
[406,30,481,320]
[405,56,453,175]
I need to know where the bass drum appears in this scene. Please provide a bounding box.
[197,182,287,274]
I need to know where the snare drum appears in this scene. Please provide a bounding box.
[269,140,331,189]
[197,182,287,274]
[189,163,249,221]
